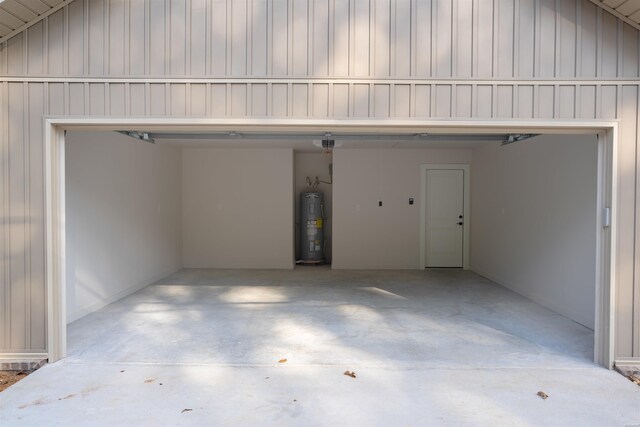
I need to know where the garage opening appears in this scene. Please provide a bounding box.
[53,124,611,368]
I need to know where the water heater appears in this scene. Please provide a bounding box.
[300,192,324,263]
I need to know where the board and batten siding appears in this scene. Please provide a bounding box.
[0,0,639,361]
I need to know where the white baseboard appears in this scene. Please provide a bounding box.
[67,268,180,324]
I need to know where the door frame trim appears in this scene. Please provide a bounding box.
[42,117,617,369]
[420,164,471,270]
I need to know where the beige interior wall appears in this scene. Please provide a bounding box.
[294,152,333,262]
[65,131,183,323]
[182,148,294,269]
[332,148,472,269]
[470,135,599,329]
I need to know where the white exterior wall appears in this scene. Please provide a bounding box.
[471,135,599,329]
[0,0,638,360]
[182,148,294,269]
[65,131,183,323]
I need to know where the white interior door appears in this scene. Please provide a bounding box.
[425,169,464,267]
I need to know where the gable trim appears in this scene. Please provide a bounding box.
[587,0,640,31]
[0,0,76,45]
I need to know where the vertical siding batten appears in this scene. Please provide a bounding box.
[635,84,640,356]
[185,0,191,76]
[8,81,25,350]
[26,22,41,75]
[596,4,602,78]
[575,83,582,117]
[368,0,375,78]
[510,1,522,78]
[166,0,173,76]
[491,0,498,77]
[533,0,540,77]
[22,82,30,350]
[124,0,130,76]
[22,18,28,74]
[581,1,596,77]
[617,12,623,77]
[48,10,63,74]
[553,0,560,77]
[451,0,460,77]
[409,0,416,77]
[28,82,46,349]
[143,0,149,75]
[165,82,171,116]
[347,0,354,76]
[286,0,293,76]
[329,0,335,76]
[471,0,478,77]
[307,0,313,77]
[104,0,110,75]
[513,83,520,117]
[64,3,70,75]
[1,81,9,350]
[576,0,582,78]
[82,0,89,75]
[204,0,210,76]
[124,81,130,115]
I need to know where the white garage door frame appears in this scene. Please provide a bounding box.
[43,117,618,368]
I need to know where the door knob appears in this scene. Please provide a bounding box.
[457,222,463,226]
[459,215,463,218]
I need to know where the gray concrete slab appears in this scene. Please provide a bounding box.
[1,269,638,426]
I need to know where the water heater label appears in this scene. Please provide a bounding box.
[307,220,316,235]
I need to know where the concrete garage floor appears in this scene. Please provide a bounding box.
[1,268,638,426]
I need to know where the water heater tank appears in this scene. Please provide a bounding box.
[300,192,324,262]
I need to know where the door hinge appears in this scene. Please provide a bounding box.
[603,207,611,228]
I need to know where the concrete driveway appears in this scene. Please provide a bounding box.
[1,269,639,426]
